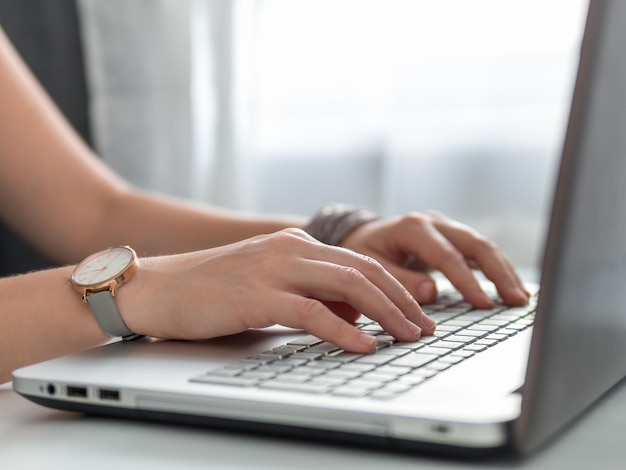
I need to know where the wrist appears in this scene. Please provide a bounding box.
[304,203,378,246]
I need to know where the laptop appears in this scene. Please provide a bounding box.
[12,0,626,457]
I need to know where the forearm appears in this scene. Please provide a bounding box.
[93,187,308,257]
[0,266,109,383]
[0,26,306,263]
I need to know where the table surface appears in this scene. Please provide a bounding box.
[2,376,626,470]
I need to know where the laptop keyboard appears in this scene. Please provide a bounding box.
[191,287,537,401]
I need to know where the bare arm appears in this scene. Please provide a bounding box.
[0,28,303,265]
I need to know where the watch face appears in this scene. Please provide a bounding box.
[72,246,135,287]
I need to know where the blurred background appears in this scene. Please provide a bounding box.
[77,0,588,269]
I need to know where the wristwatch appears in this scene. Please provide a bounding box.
[70,246,141,340]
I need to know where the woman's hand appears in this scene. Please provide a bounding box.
[119,228,436,353]
[340,211,529,308]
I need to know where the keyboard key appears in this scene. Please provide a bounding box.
[324,369,363,380]
[239,370,277,380]
[355,354,394,365]
[439,355,464,365]
[450,349,476,359]
[435,324,462,332]
[241,355,276,365]
[287,335,323,347]
[443,334,477,344]
[375,365,412,376]
[344,379,386,390]
[268,345,305,357]
[259,381,330,394]
[190,286,538,401]
[425,361,453,372]
[396,375,428,386]
[369,390,404,401]
[191,375,259,386]
[453,329,487,338]
[206,367,246,377]
[485,333,510,342]
[256,362,293,372]
[417,346,449,357]
[339,363,377,372]
[375,347,410,357]
[291,352,325,361]
[431,340,465,350]
[374,335,396,348]
[359,324,385,333]
[467,324,499,333]
[321,352,361,363]
[357,373,396,384]
[307,342,341,355]
[308,376,349,387]
[389,352,438,369]
[332,386,370,398]
[415,335,439,345]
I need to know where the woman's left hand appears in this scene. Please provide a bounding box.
[340,211,529,308]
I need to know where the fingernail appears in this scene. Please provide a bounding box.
[421,313,437,329]
[404,319,422,338]
[514,287,530,304]
[416,282,436,303]
[358,333,377,350]
[482,293,495,308]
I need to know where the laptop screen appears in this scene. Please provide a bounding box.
[517,0,626,452]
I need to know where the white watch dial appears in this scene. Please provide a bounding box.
[73,246,134,285]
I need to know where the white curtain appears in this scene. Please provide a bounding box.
[77,0,588,267]
[78,0,255,208]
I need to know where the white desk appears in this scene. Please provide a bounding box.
[2,378,625,469]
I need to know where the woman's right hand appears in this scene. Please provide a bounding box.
[118,228,436,353]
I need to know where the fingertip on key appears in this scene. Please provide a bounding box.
[510,287,531,305]
[403,318,422,339]
[421,313,437,334]
[358,333,377,351]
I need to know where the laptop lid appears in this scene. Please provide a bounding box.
[515,0,626,453]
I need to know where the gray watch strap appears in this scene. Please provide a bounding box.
[86,291,137,339]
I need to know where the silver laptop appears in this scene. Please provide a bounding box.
[12,0,626,456]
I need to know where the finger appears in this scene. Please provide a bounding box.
[282,294,378,353]
[293,258,431,340]
[432,218,529,306]
[275,230,435,335]
[397,217,494,308]
[379,262,439,304]
[321,301,362,324]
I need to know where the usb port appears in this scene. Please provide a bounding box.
[98,389,120,401]
[66,386,88,398]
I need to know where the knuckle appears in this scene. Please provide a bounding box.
[331,317,357,340]
[268,228,309,247]
[281,227,309,238]
[438,246,466,268]
[477,234,498,252]
[398,212,430,231]
[467,231,498,255]
[296,298,324,324]
[353,252,384,272]
[424,209,447,221]
[399,285,420,309]
[336,265,367,288]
